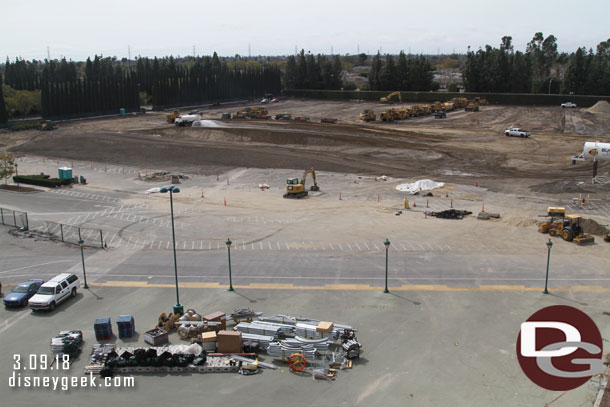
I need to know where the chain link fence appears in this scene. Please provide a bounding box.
[39,221,104,248]
[0,207,29,229]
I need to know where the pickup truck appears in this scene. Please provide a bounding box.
[175,114,202,127]
[561,102,577,108]
[505,128,530,138]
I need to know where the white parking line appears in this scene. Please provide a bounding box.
[158,241,161,249]
[346,243,352,250]
[372,242,380,250]
[425,242,434,251]
[109,233,117,246]
[150,240,154,249]
[400,243,407,251]
[277,241,281,250]
[166,241,170,249]
[363,242,370,250]
[200,241,203,250]
[330,243,335,250]
[355,242,361,251]
[260,242,264,250]
[268,241,272,250]
[285,242,289,250]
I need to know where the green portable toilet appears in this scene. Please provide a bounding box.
[58,167,73,179]
[120,108,126,115]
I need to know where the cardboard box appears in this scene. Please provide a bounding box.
[217,330,242,353]
[204,312,226,331]
[201,331,217,342]
[317,321,334,333]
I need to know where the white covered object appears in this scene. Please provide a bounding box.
[395,179,445,194]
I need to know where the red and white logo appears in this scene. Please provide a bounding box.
[516,305,603,391]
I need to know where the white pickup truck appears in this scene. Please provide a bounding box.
[175,114,202,127]
[505,128,531,138]
[561,102,577,108]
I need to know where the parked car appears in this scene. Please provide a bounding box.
[3,279,44,308]
[505,128,531,138]
[29,273,80,311]
[561,102,577,108]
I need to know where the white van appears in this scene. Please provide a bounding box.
[29,273,80,311]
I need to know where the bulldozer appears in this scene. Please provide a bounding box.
[380,91,402,104]
[474,97,489,106]
[359,109,376,122]
[283,168,320,199]
[539,213,595,245]
[166,110,180,123]
[451,97,469,109]
[379,111,394,122]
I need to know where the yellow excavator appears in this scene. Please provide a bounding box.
[380,91,402,104]
[283,168,320,199]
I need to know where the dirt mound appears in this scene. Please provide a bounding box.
[580,218,609,236]
[586,100,610,115]
[502,216,537,227]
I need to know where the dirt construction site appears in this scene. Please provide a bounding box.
[2,98,610,407]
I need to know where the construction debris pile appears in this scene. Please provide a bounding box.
[84,308,361,381]
[428,209,473,219]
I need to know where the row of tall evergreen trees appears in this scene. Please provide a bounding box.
[0,71,8,124]
[368,52,437,91]
[283,50,344,90]
[463,33,610,95]
[148,53,281,107]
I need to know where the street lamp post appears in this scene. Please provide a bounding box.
[160,186,183,315]
[544,239,553,294]
[15,162,19,188]
[78,239,89,289]
[384,238,391,293]
[226,238,234,291]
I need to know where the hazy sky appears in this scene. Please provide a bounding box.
[3,0,609,61]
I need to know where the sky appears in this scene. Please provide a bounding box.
[2,0,609,61]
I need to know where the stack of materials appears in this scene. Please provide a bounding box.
[203,312,226,331]
[200,331,217,352]
[143,329,169,346]
[116,315,135,338]
[51,330,83,357]
[94,318,113,340]
[84,344,115,374]
[235,321,293,337]
[241,333,274,349]
[294,336,330,352]
[267,338,317,361]
[259,314,356,341]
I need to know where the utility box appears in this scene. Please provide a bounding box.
[58,167,73,179]
[204,312,226,331]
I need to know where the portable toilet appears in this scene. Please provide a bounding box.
[58,167,73,179]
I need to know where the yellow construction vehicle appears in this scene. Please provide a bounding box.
[379,111,394,121]
[380,91,402,104]
[284,168,320,199]
[235,107,269,119]
[166,110,180,123]
[464,101,479,112]
[431,101,443,112]
[474,97,489,106]
[359,109,376,122]
[539,213,595,244]
[451,97,468,108]
[442,102,455,111]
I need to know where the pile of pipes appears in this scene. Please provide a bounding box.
[50,330,83,357]
[267,339,317,361]
[235,321,295,337]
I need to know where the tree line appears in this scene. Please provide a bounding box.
[463,33,610,95]
[283,50,344,90]
[368,51,437,91]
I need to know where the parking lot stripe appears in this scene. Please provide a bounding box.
[200,241,203,250]
[363,242,370,250]
[400,243,407,251]
[268,241,272,250]
[355,242,361,251]
[372,242,380,250]
[150,240,154,249]
[346,243,352,250]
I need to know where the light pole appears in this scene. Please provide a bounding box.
[14,162,19,188]
[160,185,183,315]
[78,239,89,289]
[543,239,553,294]
[384,238,391,293]
[226,238,234,291]
[548,78,553,95]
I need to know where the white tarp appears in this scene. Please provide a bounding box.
[395,179,445,194]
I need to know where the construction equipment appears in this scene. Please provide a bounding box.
[359,109,376,122]
[540,214,595,244]
[434,111,446,119]
[474,97,489,106]
[166,110,180,123]
[442,102,455,111]
[379,111,394,122]
[451,97,469,109]
[464,101,479,112]
[380,91,402,104]
[283,168,320,199]
[431,101,443,112]
[234,107,268,119]
[275,114,292,120]
[40,120,56,131]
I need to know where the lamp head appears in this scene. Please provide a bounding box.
[225,238,232,248]
[78,238,84,247]
[160,186,180,194]
[384,238,391,248]
[546,239,553,249]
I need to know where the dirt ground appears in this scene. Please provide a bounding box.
[2,98,610,199]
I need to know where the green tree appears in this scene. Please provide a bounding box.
[368,52,382,90]
[296,49,307,88]
[284,55,297,89]
[397,51,408,90]
[561,47,587,94]
[0,152,15,184]
[380,55,398,90]
[357,53,368,66]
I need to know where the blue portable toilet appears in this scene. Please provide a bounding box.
[58,167,73,179]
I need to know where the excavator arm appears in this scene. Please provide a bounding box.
[301,169,319,191]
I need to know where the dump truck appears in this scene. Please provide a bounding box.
[379,111,394,121]
[451,98,469,109]
[464,101,479,112]
[359,110,376,122]
[284,168,320,199]
[380,91,402,104]
[235,107,269,119]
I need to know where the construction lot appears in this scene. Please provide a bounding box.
[1,98,610,406]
